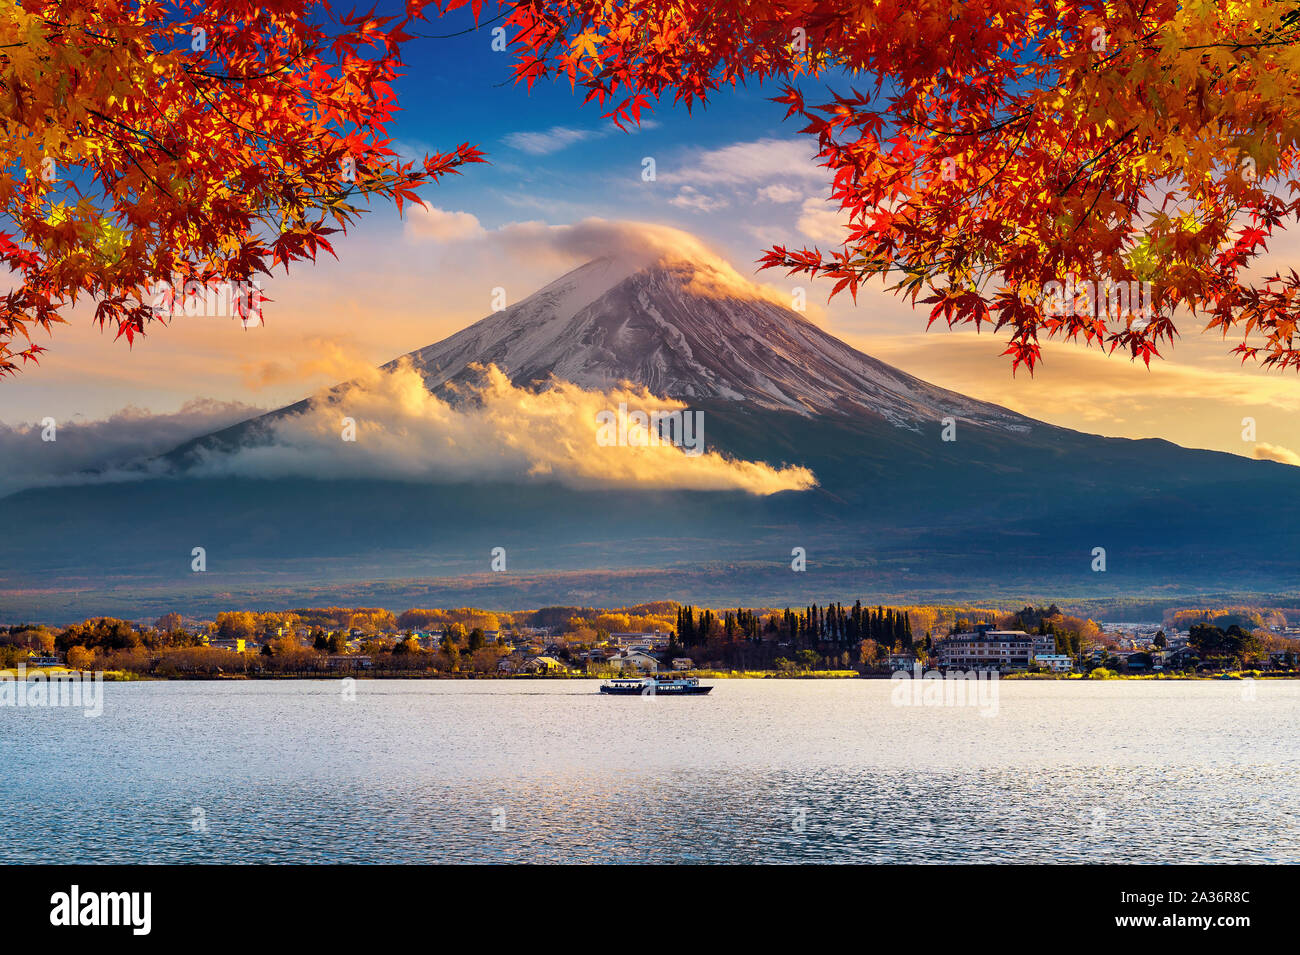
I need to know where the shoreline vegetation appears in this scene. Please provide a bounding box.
[3,600,1298,683]
[3,667,1296,682]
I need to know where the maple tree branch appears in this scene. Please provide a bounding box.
[183,46,315,83]
[85,109,178,160]
[411,9,511,38]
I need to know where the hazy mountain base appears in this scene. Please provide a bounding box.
[4,399,1299,623]
[1,477,1294,624]
[0,558,1292,625]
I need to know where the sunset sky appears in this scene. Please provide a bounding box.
[2,3,1297,467]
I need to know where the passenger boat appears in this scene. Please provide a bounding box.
[599,676,712,695]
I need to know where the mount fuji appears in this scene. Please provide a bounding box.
[403,255,1028,427]
[164,251,1045,463]
[4,249,1299,620]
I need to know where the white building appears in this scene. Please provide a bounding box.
[613,632,669,650]
[1032,653,1074,673]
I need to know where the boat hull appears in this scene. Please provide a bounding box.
[599,684,712,695]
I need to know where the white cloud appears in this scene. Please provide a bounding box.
[405,205,487,242]
[668,186,729,213]
[189,363,816,495]
[502,121,660,156]
[502,125,598,155]
[654,139,835,239]
[758,184,802,203]
[666,138,825,187]
[796,196,846,244]
[403,216,809,314]
[0,399,263,497]
[0,360,817,497]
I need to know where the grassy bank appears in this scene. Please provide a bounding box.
[0,667,139,680]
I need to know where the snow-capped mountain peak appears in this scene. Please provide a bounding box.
[400,255,1033,433]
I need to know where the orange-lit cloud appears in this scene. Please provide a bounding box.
[240,337,380,391]
[852,326,1300,456]
[1253,442,1300,467]
[190,362,817,495]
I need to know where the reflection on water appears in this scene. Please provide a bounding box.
[2,680,1296,863]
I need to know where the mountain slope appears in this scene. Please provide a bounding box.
[402,255,1034,430]
[163,251,1043,467]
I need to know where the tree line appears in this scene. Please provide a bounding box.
[673,602,917,670]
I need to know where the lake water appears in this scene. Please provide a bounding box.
[2,679,1296,864]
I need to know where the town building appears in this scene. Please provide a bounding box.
[936,625,1033,671]
[327,655,372,669]
[1154,646,1198,669]
[612,631,670,650]
[1032,653,1073,673]
[607,650,659,673]
[1116,651,1152,672]
[1031,633,1057,656]
[887,653,917,672]
[522,655,568,674]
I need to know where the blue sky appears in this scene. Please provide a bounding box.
[388,5,840,264]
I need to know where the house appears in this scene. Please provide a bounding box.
[208,637,246,653]
[1269,650,1299,669]
[327,655,372,669]
[412,631,444,650]
[1158,646,1198,670]
[887,653,917,672]
[25,655,61,667]
[1119,651,1152,672]
[608,651,659,673]
[671,657,695,671]
[522,655,568,674]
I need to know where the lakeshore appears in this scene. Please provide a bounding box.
[5,666,1296,682]
[5,600,1297,685]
